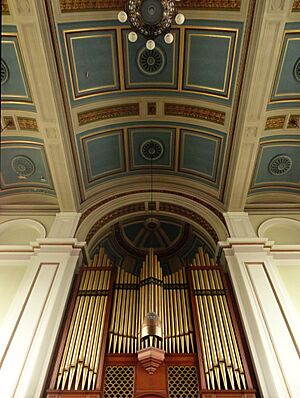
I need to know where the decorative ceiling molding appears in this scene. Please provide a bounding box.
[78,103,139,126]
[265,116,286,130]
[59,0,241,12]
[147,102,156,115]
[2,116,16,130]
[180,0,241,9]
[287,115,300,128]
[17,117,38,131]
[85,200,219,246]
[292,1,300,11]
[78,189,225,226]
[1,0,9,15]
[165,103,225,125]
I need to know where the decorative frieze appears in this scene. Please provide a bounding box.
[265,115,285,130]
[78,103,139,126]
[60,0,126,12]
[2,0,9,14]
[148,102,156,115]
[292,0,300,11]
[180,0,241,9]
[165,103,225,125]
[2,116,16,130]
[288,115,300,128]
[17,117,38,131]
[60,0,240,12]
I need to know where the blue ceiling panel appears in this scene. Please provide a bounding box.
[1,26,34,111]
[128,127,175,170]
[179,128,226,187]
[183,21,243,104]
[268,23,300,109]
[0,137,55,196]
[122,29,179,89]
[78,130,125,186]
[62,28,119,102]
[250,135,300,194]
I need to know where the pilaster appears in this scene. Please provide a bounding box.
[220,212,300,398]
[0,213,84,398]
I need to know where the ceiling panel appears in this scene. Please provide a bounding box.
[268,23,300,110]
[58,19,244,106]
[0,137,56,197]
[249,135,300,196]
[1,26,35,111]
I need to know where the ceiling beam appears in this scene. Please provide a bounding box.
[7,0,81,211]
[224,0,296,211]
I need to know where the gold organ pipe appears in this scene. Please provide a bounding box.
[163,276,168,352]
[117,270,127,353]
[172,272,180,351]
[127,273,133,353]
[208,270,234,390]
[56,270,88,389]
[113,268,123,353]
[84,270,103,389]
[75,269,99,389]
[175,272,185,352]
[92,268,110,389]
[121,271,129,352]
[179,269,190,353]
[168,274,175,352]
[202,269,227,389]
[216,271,246,389]
[184,268,195,353]
[108,267,119,352]
[79,270,101,389]
[191,268,214,389]
[195,254,220,389]
[68,270,95,389]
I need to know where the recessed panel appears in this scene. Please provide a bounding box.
[1,28,34,110]
[179,129,226,185]
[123,29,179,89]
[79,130,125,185]
[128,127,175,170]
[250,136,300,194]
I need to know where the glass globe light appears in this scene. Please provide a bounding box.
[146,39,155,50]
[164,32,174,44]
[128,31,138,42]
[118,11,128,23]
[175,13,185,25]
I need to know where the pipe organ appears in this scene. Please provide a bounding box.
[46,247,258,398]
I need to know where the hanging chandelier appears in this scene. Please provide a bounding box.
[118,0,185,50]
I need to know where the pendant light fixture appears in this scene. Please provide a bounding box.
[118,0,185,50]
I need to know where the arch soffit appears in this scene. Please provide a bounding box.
[76,191,229,250]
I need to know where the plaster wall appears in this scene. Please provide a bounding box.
[0,265,27,327]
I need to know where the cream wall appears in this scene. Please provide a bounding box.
[249,214,300,241]
[276,264,300,323]
[0,215,56,239]
[0,265,27,327]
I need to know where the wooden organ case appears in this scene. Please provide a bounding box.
[46,247,258,398]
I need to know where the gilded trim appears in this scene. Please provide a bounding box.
[78,103,139,125]
[265,116,286,130]
[165,103,225,125]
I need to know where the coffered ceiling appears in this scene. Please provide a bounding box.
[1,0,300,219]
